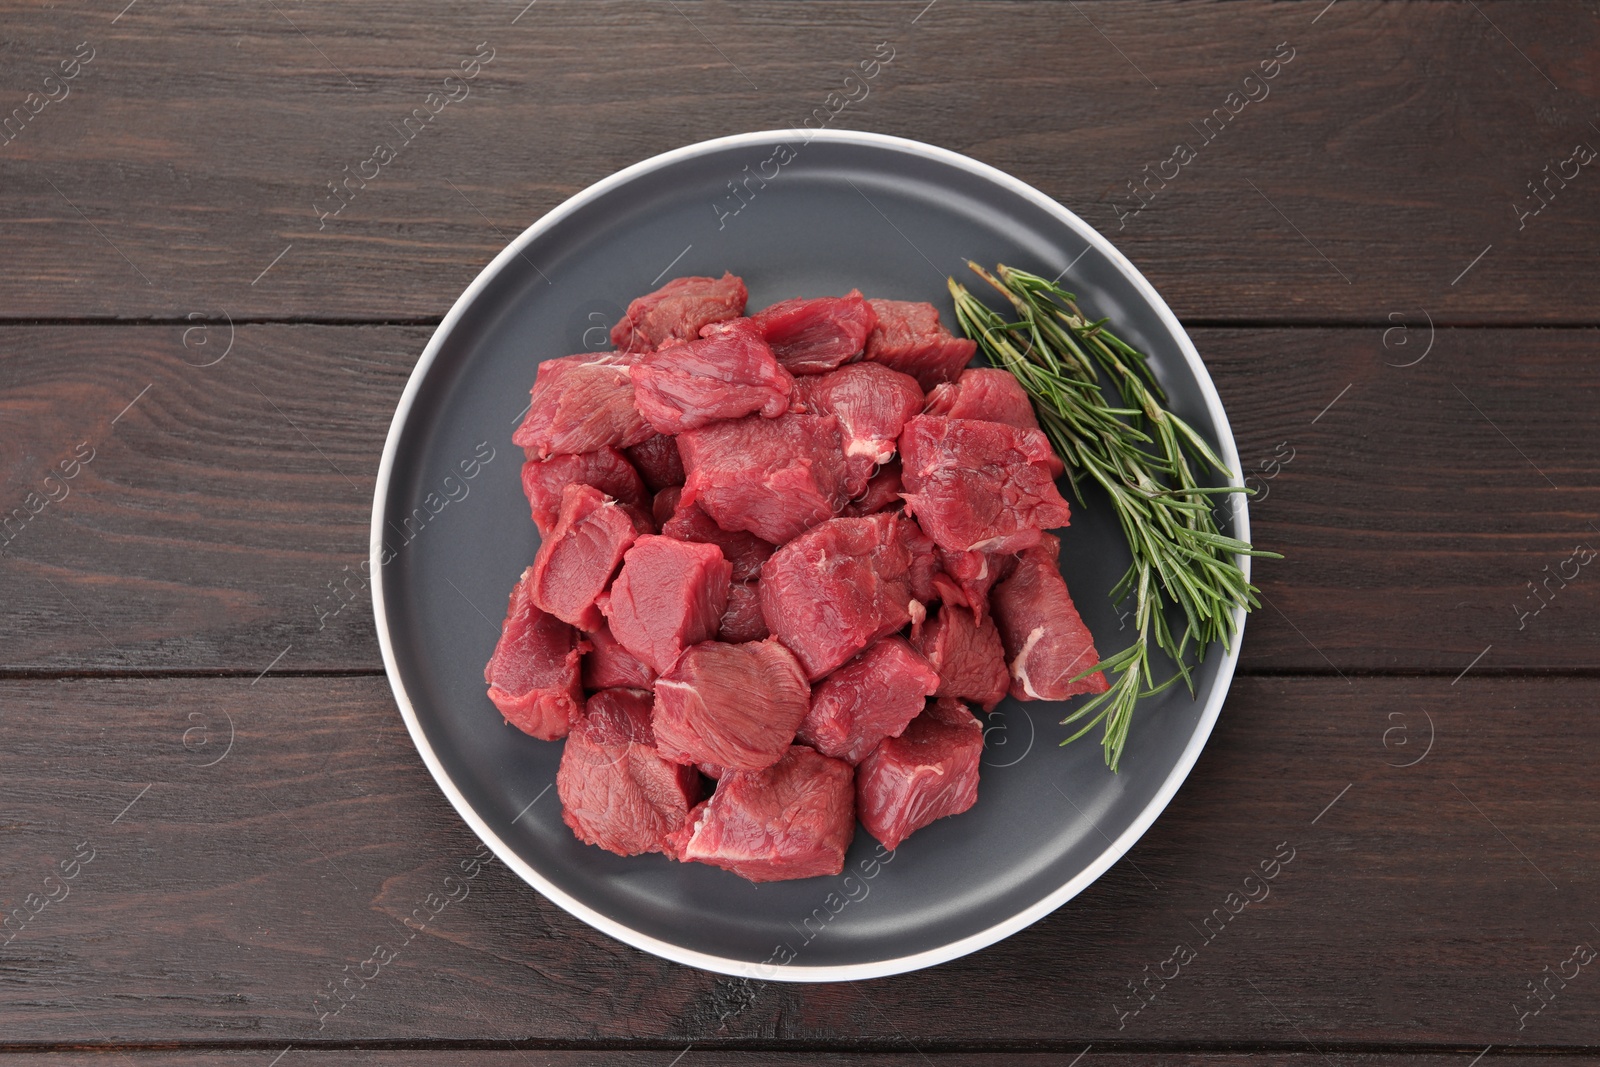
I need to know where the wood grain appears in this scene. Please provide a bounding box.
[0,2,1595,322]
[0,674,1594,1046]
[0,324,1593,674]
[1,1056,1596,1066]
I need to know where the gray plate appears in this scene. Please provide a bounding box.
[371,130,1248,981]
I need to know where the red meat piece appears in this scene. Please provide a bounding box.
[625,433,686,492]
[513,353,654,459]
[529,484,651,631]
[652,639,811,771]
[857,697,983,850]
[759,513,929,680]
[797,636,940,764]
[991,533,1109,700]
[581,623,657,690]
[845,458,905,517]
[934,547,1017,623]
[863,299,976,390]
[899,415,1073,553]
[675,745,855,882]
[484,566,588,740]
[521,449,649,536]
[601,535,732,674]
[630,319,794,434]
[557,689,702,857]
[677,413,852,545]
[655,486,776,583]
[910,602,1010,711]
[795,362,924,495]
[611,272,747,353]
[719,580,770,643]
[749,291,878,374]
[923,368,1064,477]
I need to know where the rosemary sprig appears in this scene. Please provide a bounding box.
[949,262,1278,772]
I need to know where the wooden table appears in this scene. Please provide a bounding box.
[3,1,1596,1063]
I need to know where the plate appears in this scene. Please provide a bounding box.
[371,130,1247,981]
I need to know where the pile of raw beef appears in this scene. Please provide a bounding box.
[484,272,1107,883]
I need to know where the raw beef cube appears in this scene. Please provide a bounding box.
[796,362,924,495]
[910,602,1010,711]
[899,415,1073,553]
[675,745,855,882]
[630,319,794,434]
[863,299,976,390]
[529,484,651,631]
[991,533,1109,700]
[625,433,686,492]
[513,353,654,459]
[677,413,851,545]
[934,547,1016,623]
[750,291,878,374]
[759,513,928,679]
[484,566,588,740]
[655,486,776,582]
[857,697,983,850]
[901,513,943,605]
[602,535,733,674]
[652,639,811,771]
[719,580,770,643]
[923,367,1064,476]
[582,622,657,690]
[797,636,940,764]
[558,688,702,857]
[521,448,649,536]
[611,271,748,353]
[845,459,905,517]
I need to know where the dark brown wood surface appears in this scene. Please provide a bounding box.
[0,675,1596,1050]
[2,324,1595,675]
[1,0,1596,1063]
[0,1,1597,323]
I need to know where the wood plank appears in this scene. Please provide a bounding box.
[0,1055,1595,1066]
[0,674,1595,1045]
[1,324,1594,674]
[0,1,1595,322]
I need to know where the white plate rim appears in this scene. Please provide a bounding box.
[370,128,1249,982]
